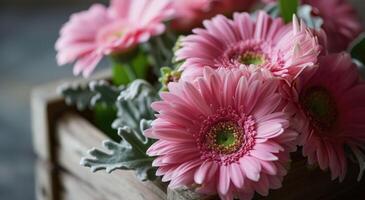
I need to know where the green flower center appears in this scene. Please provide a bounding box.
[206,121,244,154]
[300,87,338,132]
[239,52,266,65]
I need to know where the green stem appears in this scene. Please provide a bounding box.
[146,42,163,76]
[166,29,177,44]
[111,56,138,86]
[156,36,172,60]
[124,62,137,81]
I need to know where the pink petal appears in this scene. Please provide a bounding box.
[239,156,261,181]
[250,150,278,161]
[230,163,244,188]
[218,166,230,195]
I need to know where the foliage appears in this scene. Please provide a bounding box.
[279,0,299,23]
[142,31,178,75]
[81,119,156,181]
[81,80,159,181]
[112,80,158,130]
[349,33,365,65]
[159,67,182,92]
[297,5,323,30]
[265,2,322,30]
[111,49,150,86]
[60,80,122,111]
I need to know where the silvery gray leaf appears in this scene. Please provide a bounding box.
[59,80,123,111]
[81,120,156,181]
[297,5,323,30]
[59,83,96,111]
[112,80,158,130]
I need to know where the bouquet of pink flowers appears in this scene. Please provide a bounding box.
[56,0,365,199]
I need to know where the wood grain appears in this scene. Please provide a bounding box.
[35,160,57,200]
[31,70,111,161]
[55,112,167,200]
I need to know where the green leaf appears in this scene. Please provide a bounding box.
[111,49,150,86]
[132,51,149,79]
[349,33,365,65]
[112,80,158,130]
[89,81,123,107]
[59,81,123,111]
[81,119,156,181]
[263,3,280,18]
[112,63,131,86]
[59,84,96,111]
[297,5,323,30]
[279,0,299,23]
[93,103,119,142]
[264,3,322,29]
[81,80,159,181]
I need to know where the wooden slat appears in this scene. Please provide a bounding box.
[168,187,216,200]
[35,160,57,200]
[55,112,167,200]
[31,70,113,200]
[59,171,107,200]
[31,70,111,161]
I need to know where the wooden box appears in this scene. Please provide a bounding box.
[31,73,365,200]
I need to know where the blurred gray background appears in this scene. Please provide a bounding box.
[0,0,364,200]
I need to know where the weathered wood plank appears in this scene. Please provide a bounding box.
[59,170,108,200]
[31,70,111,161]
[55,112,167,200]
[167,187,217,200]
[31,70,113,200]
[35,160,57,200]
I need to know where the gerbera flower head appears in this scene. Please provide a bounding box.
[55,0,174,77]
[171,0,257,32]
[145,67,298,199]
[303,0,364,52]
[291,53,365,181]
[262,0,364,52]
[176,11,321,82]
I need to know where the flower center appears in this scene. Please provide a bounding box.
[239,52,266,65]
[206,121,244,154]
[216,40,271,69]
[300,86,338,131]
[195,107,257,165]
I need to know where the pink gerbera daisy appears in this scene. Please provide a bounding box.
[289,53,365,181]
[145,67,298,199]
[176,11,321,82]
[303,0,364,52]
[55,0,173,77]
[171,0,257,32]
[262,0,364,52]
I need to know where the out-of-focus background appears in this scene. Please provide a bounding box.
[0,0,364,200]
